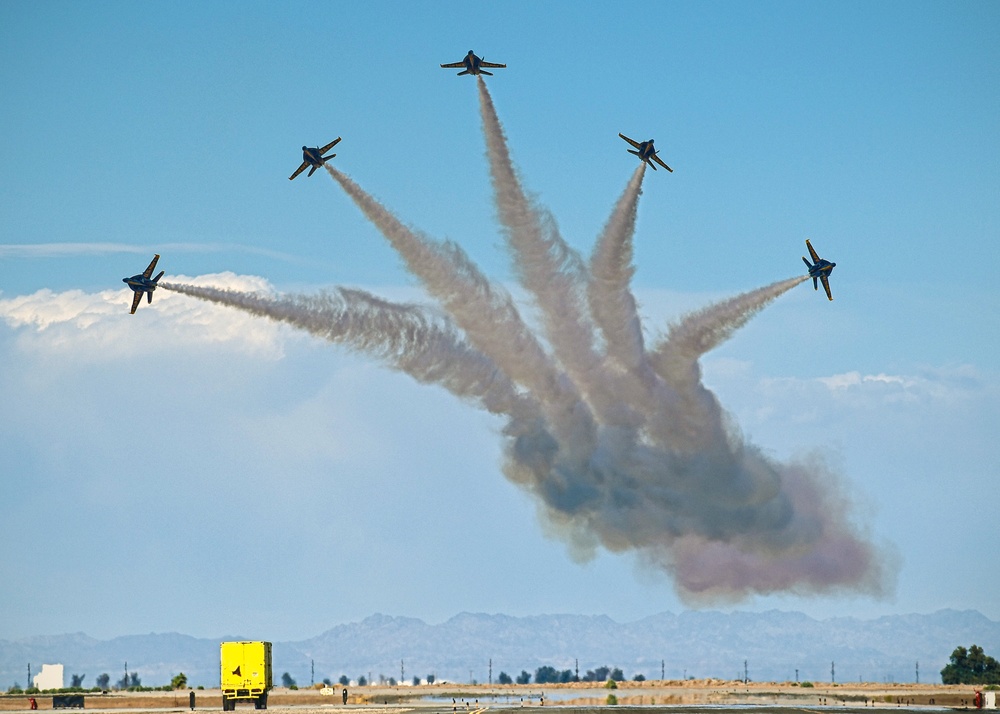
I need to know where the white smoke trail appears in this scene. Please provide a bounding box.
[649,276,808,453]
[587,162,648,375]
[324,164,596,455]
[654,276,809,369]
[476,79,626,426]
[159,281,532,418]
[583,161,687,445]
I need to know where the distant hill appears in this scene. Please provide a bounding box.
[2,610,998,689]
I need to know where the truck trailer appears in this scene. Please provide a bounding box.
[220,641,272,710]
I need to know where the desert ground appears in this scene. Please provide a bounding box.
[0,680,989,713]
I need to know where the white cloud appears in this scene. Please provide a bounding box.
[743,364,989,417]
[0,273,294,361]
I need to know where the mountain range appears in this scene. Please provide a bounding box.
[2,610,998,690]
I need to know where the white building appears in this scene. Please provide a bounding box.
[33,664,64,690]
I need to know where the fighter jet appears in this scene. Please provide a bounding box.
[619,134,673,172]
[802,239,836,301]
[289,138,342,180]
[440,50,506,76]
[123,254,164,314]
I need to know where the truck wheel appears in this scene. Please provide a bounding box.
[255,694,267,710]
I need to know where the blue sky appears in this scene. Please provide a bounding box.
[1,1,998,642]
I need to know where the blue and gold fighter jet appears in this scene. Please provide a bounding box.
[440,50,506,76]
[802,239,836,301]
[289,138,342,180]
[123,254,164,314]
[619,134,673,172]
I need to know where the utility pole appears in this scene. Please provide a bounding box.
[28,664,31,689]
[916,662,919,684]
[488,659,492,686]
[795,669,799,683]
[401,660,405,685]
[831,661,835,684]
[744,660,748,684]
[661,660,664,681]
[311,660,315,686]
[125,662,129,688]
[575,659,578,682]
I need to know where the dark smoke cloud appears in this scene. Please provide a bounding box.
[162,78,895,603]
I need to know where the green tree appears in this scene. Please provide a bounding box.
[497,672,512,685]
[610,668,624,682]
[118,672,141,690]
[339,676,350,686]
[171,673,188,690]
[281,672,296,688]
[70,674,86,688]
[357,676,367,686]
[516,671,531,685]
[95,674,110,690]
[535,666,559,684]
[942,644,1000,684]
[584,666,610,682]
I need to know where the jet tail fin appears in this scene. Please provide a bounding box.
[812,276,818,291]
[627,149,640,157]
[147,291,153,304]
[802,256,813,269]
[153,270,165,283]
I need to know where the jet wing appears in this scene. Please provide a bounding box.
[289,161,309,181]
[619,133,642,149]
[319,137,342,154]
[652,154,674,172]
[820,274,833,301]
[805,239,821,264]
[142,254,160,279]
[440,61,466,68]
[480,61,506,68]
[130,291,142,314]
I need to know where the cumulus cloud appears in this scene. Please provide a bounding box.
[0,272,291,360]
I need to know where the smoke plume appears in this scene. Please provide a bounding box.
[163,79,893,602]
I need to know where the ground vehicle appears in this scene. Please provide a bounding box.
[220,641,272,710]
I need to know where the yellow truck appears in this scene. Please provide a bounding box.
[220,641,272,710]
